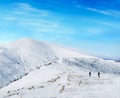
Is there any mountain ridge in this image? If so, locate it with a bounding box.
[0,38,120,89]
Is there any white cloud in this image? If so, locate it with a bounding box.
[86,7,111,15]
[94,20,120,30]
[76,5,120,17]
[19,18,61,33]
[12,5,75,36]
[15,3,49,16]
[87,8,120,17]
[12,3,65,33]
[0,2,75,43]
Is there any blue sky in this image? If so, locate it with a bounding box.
[0,0,120,59]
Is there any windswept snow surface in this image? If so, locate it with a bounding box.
[0,38,120,98]
[0,38,57,88]
[0,63,120,98]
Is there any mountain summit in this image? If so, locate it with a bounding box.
[0,38,56,88]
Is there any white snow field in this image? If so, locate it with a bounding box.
[0,38,120,98]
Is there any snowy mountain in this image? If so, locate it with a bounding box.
[0,38,57,88]
[50,43,120,75]
[0,38,120,98]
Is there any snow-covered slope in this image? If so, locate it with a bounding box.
[49,43,120,74]
[48,43,94,59]
[0,38,120,90]
[0,63,120,98]
[0,38,57,88]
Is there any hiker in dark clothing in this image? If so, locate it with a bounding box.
[98,72,100,78]
[89,72,91,77]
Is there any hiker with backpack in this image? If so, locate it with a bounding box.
[89,72,91,77]
[98,72,100,78]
